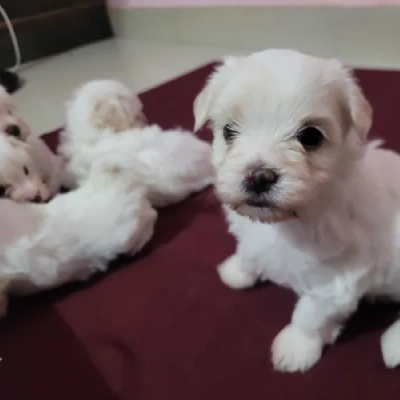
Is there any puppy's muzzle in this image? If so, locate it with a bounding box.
[244,167,278,195]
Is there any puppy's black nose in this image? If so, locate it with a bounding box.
[32,195,41,203]
[5,124,21,138]
[245,168,278,195]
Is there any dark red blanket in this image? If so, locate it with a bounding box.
[1,64,400,400]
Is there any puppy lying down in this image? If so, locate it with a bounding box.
[0,135,52,202]
[66,125,213,208]
[59,80,213,207]
[0,152,157,317]
[0,84,63,201]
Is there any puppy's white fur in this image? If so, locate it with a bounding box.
[60,80,213,207]
[194,49,400,372]
[0,157,157,317]
[25,135,63,198]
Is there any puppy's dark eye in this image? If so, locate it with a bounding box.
[5,125,21,138]
[223,124,239,143]
[297,127,323,151]
[23,166,29,175]
[0,186,5,197]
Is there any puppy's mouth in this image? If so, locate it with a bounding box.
[222,196,297,223]
[227,196,278,212]
[244,199,272,209]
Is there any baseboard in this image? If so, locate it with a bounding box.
[0,3,112,68]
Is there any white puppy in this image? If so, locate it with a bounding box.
[194,49,400,372]
[77,125,214,207]
[60,80,213,207]
[0,135,51,202]
[0,154,157,317]
[59,80,147,189]
[0,85,63,199]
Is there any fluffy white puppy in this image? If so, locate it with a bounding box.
[75,125,213,207]
[60,80,213,207]
[194,49,400,372]
[0,155,157,317]
[0,85,30,140]
[66,79,146,138]
[59,80,147,189]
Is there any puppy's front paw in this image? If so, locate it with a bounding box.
[272,324,323,373]
[217,255,256,290]
[381,320,400,368]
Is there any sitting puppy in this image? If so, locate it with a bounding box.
[0,85,63,199]
[0,153,157,317]
[0,135,50,202]
[194,49,400,372]
[60,80,213,207]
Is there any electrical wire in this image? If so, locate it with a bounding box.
[0,5,21,72]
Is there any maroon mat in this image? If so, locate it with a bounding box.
[1,63,400,400]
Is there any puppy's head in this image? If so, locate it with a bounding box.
[67,80,146,140]
[0,86,30,141]
[0,136,49,203]
[194,49,372,223]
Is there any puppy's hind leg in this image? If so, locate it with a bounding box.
[381,318,400,368]
[218,254,258,290]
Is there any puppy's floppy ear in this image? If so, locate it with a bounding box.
[331,60,372,143]
[193,79,216,132]
[348,80,372,143]
[193,56,240,131]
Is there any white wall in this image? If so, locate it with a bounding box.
[108,6,400,69]
[108,0,400,7]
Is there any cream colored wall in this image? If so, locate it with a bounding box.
[108,6,400,69]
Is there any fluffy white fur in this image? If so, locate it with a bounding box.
[25,135,63,197]
[60,80,213,207]
[60,80,146,188]
[0,155,157,317]
[194,49,400,372]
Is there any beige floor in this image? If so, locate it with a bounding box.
[13,36,400,134]
[14,39,240,134]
